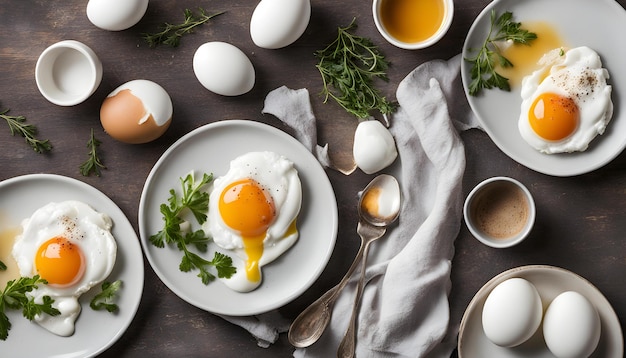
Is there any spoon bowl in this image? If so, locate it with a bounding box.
[358,174,401,226]
[288,174,401,350]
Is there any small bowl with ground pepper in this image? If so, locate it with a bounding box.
[463,176,536,248]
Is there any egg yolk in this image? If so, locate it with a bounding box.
[218,179,276,282]
[361,187,382,218]
[35,236,85,287]
[529,92,579,141]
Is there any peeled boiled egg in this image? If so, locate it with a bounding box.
[86,0,149,31]
[250,0,311,49]
[193,42,255,96]
[203,151,302,292]
[353,120,398,174]
[100,79,172,144]
[481,278,543,347]
[543,291,601,358]
[11,201,117,336]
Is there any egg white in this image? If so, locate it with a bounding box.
[204,151,302,292]
[518,46,613,154]
[11,201,117,336]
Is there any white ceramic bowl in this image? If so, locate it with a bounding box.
[372,0,454,50]
[35,40,103,106]
[463,176,536,248]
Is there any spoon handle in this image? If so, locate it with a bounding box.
[337,241,371,358]
[288,238,367,348]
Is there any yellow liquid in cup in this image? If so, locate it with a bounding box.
[380,0,445,43]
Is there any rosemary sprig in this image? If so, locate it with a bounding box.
[143,8,225,48]
[0,109,51,153]
[465,10,537,96]
[80,128,106,177]
[315,18,396,119]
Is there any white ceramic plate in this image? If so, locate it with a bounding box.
[0,174,144,358]
[461,0,626,176]
[458,265,623,357]
[138,120,338,316]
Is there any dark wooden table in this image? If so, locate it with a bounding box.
[1,0,624,357]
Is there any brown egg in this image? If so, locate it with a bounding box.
[100,79,172,144]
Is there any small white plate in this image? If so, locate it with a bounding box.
[138,120,338,316]
[0,174,144,358]
[461,0,626,176]
[458,265,623,357]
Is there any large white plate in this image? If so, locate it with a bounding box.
[458,265,623,357]
[461,0,626,176]
[0,174,144,358]
[138,120,338,316]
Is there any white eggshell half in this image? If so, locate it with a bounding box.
[250,0,311,49]
[353,120,398,174]
[193,42,256,96]
[481,278,543,347]
[86,0,149,31]
[543,291,601,358]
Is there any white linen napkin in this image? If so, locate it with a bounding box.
[222,54,478,355]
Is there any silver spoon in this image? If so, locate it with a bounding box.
[288,174,401,350]
[337,174,401,358]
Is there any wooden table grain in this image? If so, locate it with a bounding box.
[1,1,625,357]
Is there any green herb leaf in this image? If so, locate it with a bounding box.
[0,109,52,153]
[464,10,537,96]
[90,280,122,313]
[149,172,236,285]
[211,252,236,279]
[0,275,60,340]
[143,8,225,48]
[180,173,212,225]
[315,18,397,119]
[80,128,106,177]
[0,261,6,271]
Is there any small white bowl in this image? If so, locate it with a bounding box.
[35,40,103,106]
[463,177,536,248]
[372,0,454,50]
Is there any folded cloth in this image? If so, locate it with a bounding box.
[219,311,292,348]
[224,54,478,354]
[262,86,332,168]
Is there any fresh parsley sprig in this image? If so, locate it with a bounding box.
[150,173,236,285]
[90,280,122,313]
[143,8,225,48]
[465,10,537,96]
[315,18,397,119]
[80,128,106,177]
[0,261,6,271]
[0,275,60,340]
[1,109,52,153]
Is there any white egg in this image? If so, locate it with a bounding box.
[543,291,601,358]
[353,120,398,174]
[203,151,302,292]
[86,0,149,31]
[250,0,311,49]
[518,46,613,154]
[481,278,543,347]
[11,201,117,336]
[193,42,255,96]
[100,79,173,144]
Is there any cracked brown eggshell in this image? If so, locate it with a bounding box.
[100,79,173,144]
